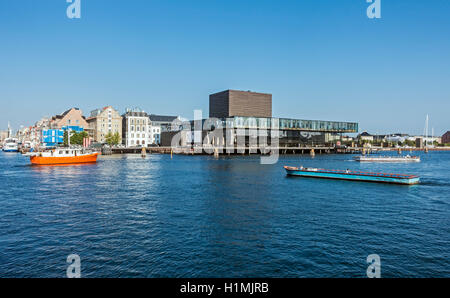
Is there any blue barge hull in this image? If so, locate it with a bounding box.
[284,166,420,185]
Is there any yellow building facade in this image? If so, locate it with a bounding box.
[87,106,122,144]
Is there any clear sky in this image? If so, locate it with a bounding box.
[0,0,449,135]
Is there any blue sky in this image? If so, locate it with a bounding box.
[0,0,449,135]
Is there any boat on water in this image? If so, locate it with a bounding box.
[2,138,19,152]
[26,148,99,165]
[354,155,420,162]
[284,166,420,185]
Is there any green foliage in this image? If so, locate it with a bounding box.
[63,130,89,146]
[105,132,121,145]
[404,139,416,147]
[63,130,68,146]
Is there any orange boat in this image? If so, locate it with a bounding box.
[29,148,99,165]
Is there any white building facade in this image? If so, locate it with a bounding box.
[122,108,162,147]
[149,126,161,145]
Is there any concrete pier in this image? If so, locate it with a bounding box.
[111,146,354,155]
[108,146,450,156]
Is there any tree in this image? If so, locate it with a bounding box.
[72,131,88,145]
[63,130,69,146]
[105,132,121,146]
[63,130,88,146]
[405,139,415,147]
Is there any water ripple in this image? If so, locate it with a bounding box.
[0,152,449,277]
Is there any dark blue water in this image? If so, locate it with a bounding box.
[0,151,449,277]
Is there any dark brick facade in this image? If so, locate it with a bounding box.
[442,131,450,144]
[209,90,272,118]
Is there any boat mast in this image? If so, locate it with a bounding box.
[432,127,435,146]
[424,114,429,147]
[67,128,71,148]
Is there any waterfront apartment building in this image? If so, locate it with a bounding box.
[15,117,52,147]
[357,132,374,143]
[0,130,8,143]
[122,108,155,147]
[87,106,122,144]
[50,108,89,130]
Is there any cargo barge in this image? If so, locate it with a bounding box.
[284,166,420,185]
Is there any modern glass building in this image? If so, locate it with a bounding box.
[186,116,358,147]
[215,116,358,133]
[166,90,359,148]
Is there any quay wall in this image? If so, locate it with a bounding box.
[110,146,450,155]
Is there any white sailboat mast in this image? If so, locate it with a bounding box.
[67,128,71,147]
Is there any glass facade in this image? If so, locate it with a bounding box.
[42,129,64,146]
[195,117,358,133]
[42,126,85,147]
[61,126,84,133]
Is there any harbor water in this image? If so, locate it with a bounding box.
[0,151,449,277]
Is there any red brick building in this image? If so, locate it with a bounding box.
[442,131,450,144]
